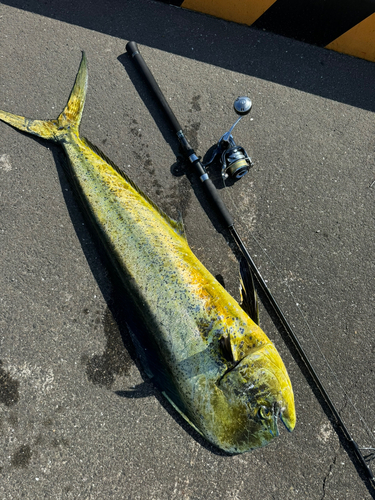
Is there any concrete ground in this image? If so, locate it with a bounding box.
[0,1,374,499]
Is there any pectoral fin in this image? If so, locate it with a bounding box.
[220,334,235,363]
[239,258,259,325]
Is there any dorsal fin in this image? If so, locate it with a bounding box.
[82,137,187,239]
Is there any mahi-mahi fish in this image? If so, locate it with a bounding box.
[0,53,295,453]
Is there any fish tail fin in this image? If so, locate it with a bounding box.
[0,52,88,142]
[56,51,88,134]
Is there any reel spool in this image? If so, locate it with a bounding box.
[221,145,252,180]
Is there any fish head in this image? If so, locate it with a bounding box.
[218,342,296,451]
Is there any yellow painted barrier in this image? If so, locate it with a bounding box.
[326,13,375,63]
[173,0,375,62]
[181,0,277,26]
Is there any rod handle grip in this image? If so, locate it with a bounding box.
[126,41,181,134]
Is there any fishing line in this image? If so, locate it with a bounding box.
[223,172,375,459]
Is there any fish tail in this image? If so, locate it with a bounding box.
[0,52,88,142]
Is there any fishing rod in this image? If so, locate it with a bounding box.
[125,41,374,484]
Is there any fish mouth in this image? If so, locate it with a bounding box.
[269,405,294,436]
[279,407,295,432]
[270,405,282,437]
[269,415,279,438]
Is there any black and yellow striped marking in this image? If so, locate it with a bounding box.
[180,0,278,26]
[157,0,375,62]
[325,13,375,62]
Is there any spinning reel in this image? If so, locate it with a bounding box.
[203,96,253,181]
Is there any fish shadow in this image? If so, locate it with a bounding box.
[114,383,231,457]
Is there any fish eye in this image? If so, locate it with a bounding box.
[258,406,272,419]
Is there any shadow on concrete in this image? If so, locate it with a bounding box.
[2,0,375,112]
